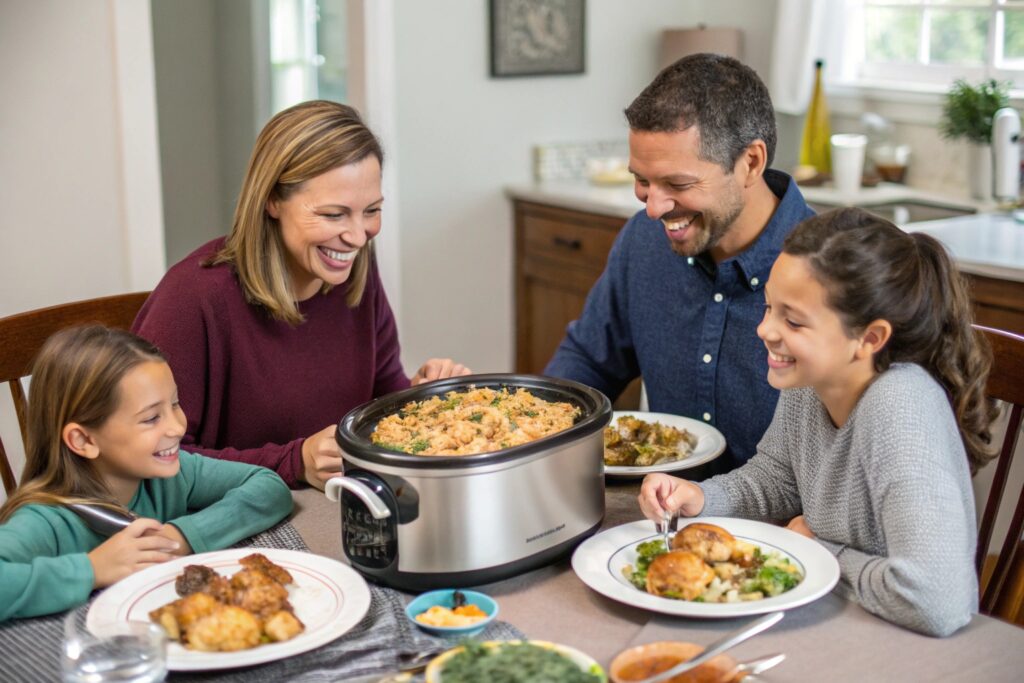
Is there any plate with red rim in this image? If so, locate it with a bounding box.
[604,411,727,479]
[571,517,840,618]
[86,548,371,671]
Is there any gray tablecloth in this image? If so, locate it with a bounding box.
[0,521,524,683]
[626,592,1024,682]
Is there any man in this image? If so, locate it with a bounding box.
[545,53,815,475]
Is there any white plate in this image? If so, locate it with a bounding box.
[604,411,726,478]
[571,518,840,618]
[87,548,371,671]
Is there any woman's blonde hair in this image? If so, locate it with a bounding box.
[0,326,165,523]
[209,100,384,325]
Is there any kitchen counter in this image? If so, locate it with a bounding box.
[504,179,1023,282]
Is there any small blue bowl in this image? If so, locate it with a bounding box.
[405,589,498,637]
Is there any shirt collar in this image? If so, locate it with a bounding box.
[730,169,810,291]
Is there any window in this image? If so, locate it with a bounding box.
[848,0,1024,88]
[269,0,348,114]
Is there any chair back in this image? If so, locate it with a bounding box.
[974,324,1024,622]
[0,292,150,494]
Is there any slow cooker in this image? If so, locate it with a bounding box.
[325,374,611,591]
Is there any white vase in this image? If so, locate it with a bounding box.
[968,142,993,200]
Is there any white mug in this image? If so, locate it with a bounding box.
[831,134,868,197]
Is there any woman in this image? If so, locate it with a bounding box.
[133,100,470,490]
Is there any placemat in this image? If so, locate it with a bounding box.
[0,520,525,682]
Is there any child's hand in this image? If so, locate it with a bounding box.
[143,523,192,558]
[88,518,181,588]
[301,424,344,490]
[638,473,705,522]
[786,515,816,539]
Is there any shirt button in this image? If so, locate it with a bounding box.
[703,412,712,421]
[750,277,760,287]
[713,293,724,303]
[702,353,712,363]
[687,257,694,266]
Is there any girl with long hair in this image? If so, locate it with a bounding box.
[0,326,292,621]
[639,208,998,637]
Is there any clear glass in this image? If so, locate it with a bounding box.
[62,612,167,683]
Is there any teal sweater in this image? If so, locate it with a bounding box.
[0,451,293,621]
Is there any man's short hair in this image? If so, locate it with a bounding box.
[625,53,777,171]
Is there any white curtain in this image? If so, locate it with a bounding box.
[769,0,858,115]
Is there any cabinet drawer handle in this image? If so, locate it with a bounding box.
[552,236,583,250]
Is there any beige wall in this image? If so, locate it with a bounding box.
[0,0,163,497]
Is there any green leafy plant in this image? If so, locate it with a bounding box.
[939,78,1011,144]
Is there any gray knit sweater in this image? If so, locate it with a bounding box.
[699,363,977,637]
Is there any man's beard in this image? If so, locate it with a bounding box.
[668,192,744,258]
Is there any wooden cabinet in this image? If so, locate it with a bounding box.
[968,274,1024,336]
[513,200,641,409]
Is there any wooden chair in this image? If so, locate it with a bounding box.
[0,292,150,494]
[974,324,1024,624]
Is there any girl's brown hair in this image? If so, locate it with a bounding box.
[0,326,165,523]
[784,208,998,473]
[209,100,384,325]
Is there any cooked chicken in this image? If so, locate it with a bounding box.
[230,568,290,619]
[240,553,294,585]
[672,523,736,563]
[264,610,305,642]
[175,564,232,602]
[646,550,715,600]
[149,553,304,652]
[186,605,262,652]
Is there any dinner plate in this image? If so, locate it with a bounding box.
[571,517,840,618]
[86,548,371,671]
[604,411,726,478]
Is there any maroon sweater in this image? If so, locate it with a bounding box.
[132,238,410,486]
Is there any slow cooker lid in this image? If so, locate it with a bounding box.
[336,373,611,470]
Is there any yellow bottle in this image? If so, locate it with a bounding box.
[799,60,832,175]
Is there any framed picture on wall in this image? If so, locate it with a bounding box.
[490,0,586,77]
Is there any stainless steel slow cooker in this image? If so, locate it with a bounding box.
[325,374,611,591]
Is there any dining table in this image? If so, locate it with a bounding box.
[292,479,1024,681]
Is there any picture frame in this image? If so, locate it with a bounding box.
[490,0,586,78]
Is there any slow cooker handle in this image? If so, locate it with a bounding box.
[325,476,392,519]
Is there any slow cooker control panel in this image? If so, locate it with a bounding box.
[341,474,398,569]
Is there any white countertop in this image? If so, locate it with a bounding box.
[505,180,1024,282]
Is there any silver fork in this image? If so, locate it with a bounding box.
[655,506,678,550]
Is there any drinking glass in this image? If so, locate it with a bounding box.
[61,611,167,683]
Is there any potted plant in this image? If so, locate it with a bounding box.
[940,78,1011,199]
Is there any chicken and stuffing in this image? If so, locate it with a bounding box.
[149,553,305,651]
[623,523,803,603]
[604,415,698,467]
[372,386,580,456]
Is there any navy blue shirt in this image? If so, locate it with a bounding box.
[545,170,815,474]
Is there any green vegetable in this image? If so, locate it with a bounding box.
[438,641,602,683]
[440,397,462,411]
[409,439,430,453]
[624,539,668,589]
[469,412,484,423]
[523,410,539,418]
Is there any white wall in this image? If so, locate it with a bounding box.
[392,0,695,374]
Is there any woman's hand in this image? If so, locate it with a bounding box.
[411,358,472,385]
[638,473,705,522]
[301,424,344,490]
[88,518,182,588]
[786,515,815,539]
